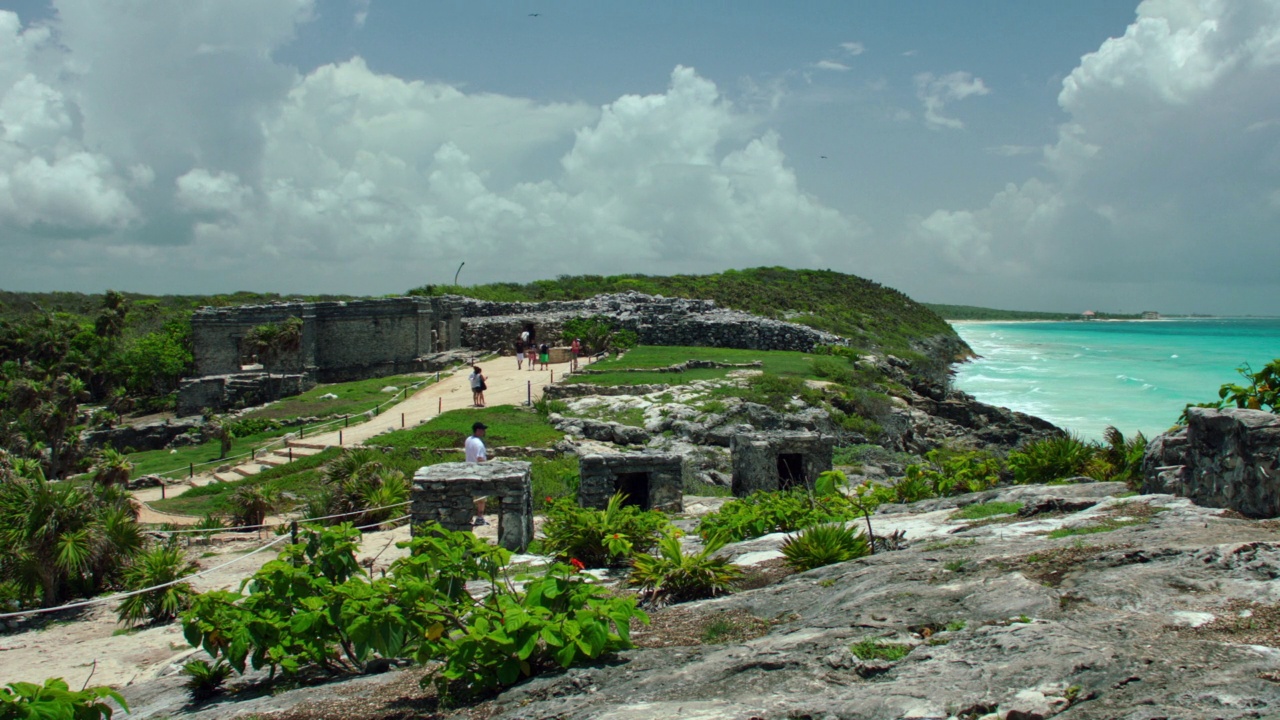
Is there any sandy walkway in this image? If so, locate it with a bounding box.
[131,354,595,522]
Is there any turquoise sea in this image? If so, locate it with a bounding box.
[951,318,1280,441]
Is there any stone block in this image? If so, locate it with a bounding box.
[730,431,835,497]
[411,461,534,551]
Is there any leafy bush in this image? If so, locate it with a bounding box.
[1094,426,1147,491]
[1216,358,1280,413]
[181,523,649,700]
[530,456,579,510]
[181,659,234,702]
[1008,435,1097,484]
[0,677,127,719]
[629,533,742,606]
[224,416,284,437]
[696,487,862,543]
[897,449,1003,501]
[117,543,199,626]
[316,448,409,527]
[560,315,638,354]
[541,494,671,568]
[780,523,870,572]
[229,484,280,527]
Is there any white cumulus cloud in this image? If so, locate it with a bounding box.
[914,71,991,130]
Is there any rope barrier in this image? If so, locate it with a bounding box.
[145,501,413,535]
[0,515,416,620]
[147,375,441,481]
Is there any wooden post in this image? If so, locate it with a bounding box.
[289,447,293,462]
[161,484,166,499]
[438,397,442,414]
[401,413,405,428]
[189,463,193,479]
[345,415,349,428]
[527,380,532,406]
[339,430,343,446]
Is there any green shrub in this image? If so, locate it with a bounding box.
[0,677,127,719]
[1215,358,1280,413]
[541,494,671,568]
[181,659,233,702]
[117,543,199,626]
[181,522,649,701]
[780,523,870,572]
[530,457,579,509]
[696,487,862,543]
[1095,426,1148,490]
[630,533,742,606]
[1008,435,1097,484]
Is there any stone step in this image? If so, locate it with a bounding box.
[232,464,266,478]
[211,472,240,483]
[287,439,329,451]
[256,456,285,467]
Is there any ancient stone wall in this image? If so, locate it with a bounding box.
[459,292,841,354]
[578,452,683,512]
[731,431,835,496]
[1142,407,1280,518]
[411,461,534,551]
[176,373,313,416]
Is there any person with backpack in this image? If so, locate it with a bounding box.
[538,342,550,370]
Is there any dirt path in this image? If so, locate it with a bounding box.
[132,354,594,522]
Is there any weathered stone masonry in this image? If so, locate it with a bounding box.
[179,297,462,414]
[180,292,842,414]
[731,431,835,496]
[578,452,684,513]
[411,461,534,552]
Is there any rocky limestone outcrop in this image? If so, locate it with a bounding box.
[1143,406,1280,518]
[119,484,1280,719]
[82,416,204,452]
[460,292,844,354]
[886,389,1063,454]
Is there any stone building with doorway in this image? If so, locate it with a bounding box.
[730,431,835,496]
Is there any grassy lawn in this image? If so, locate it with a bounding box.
[127,427,294,478]
[242,373,438,421]
[371,405,564,451]
[569,346,822,387]
[149,447,342,516]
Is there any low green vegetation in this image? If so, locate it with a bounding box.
[849,639,912,661]
[952,501,1024,521]
[408,267,956,356]
[181,524,648,701]
[925,304,1140,321]
[567,345,820,387]
[373,405,563,452]
[0,677,127,719]
[696,487,863,543]
[116,543,199,627]
[629,533,742,605]
[242,374,434,422]
[780,523,870,572]
[540,494,671,568]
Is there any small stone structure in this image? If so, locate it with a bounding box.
[1143,407,1280,518]
[177,372,314,417]
[411,461,534,551]
[578,452,684,512]
[730,431,835,496]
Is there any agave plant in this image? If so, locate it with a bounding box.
[780,523,870,572]
[116,543,199,626]
[181,658,234,702]
[317,449,408,527]
[630,533,742,606]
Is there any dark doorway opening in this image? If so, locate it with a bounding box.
[615,472,651,510]
[777,453,804,491]
[524,323,536,343]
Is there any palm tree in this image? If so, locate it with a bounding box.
[319,449,408,527]
[92,448,133,488]
[0,478,142,607]
[204,414,233,459]
[230,485,280,528]
[116,543,198,626]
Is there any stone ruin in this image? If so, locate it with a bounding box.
[1143,406,1280,518]
[730,431,835,496]
[411,461,534,551]
[578,451,684,513]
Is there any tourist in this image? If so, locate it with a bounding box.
[570,337,581,370]
[515,338,525,370]
[526,342,537,370]
[538,342,550,370]
[465,421,488,525]
[470,365,487,407]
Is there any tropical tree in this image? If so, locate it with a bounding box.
[204,414,233,459]
[0,478,143,607]
[117,543,199,626]
[92,448,133,488]
[230,485,280,528]
[317,449,409,527]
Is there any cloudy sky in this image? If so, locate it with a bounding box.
[1,0,1277,314]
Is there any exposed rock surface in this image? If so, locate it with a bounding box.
[120,483,1280,719]
[1143,406,1280,518]
[82,415,203,452]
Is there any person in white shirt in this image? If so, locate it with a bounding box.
[465,421,488,525]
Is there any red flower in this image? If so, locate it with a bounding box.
[569,558,585,571]
[545,496,554,504]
